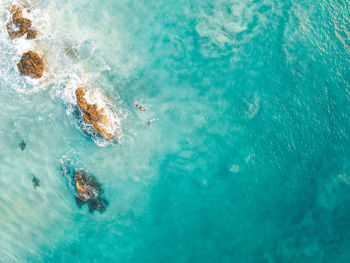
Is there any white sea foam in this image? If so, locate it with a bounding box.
[0,0,51,93]
[78,86,123,144]
[61,78,124,146]
[195,0,253,57]
[194,0,282,58]
[230,164,240,173]
[244,92,260,119]
[0,0,124,145]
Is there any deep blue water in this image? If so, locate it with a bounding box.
[0,0,349,262]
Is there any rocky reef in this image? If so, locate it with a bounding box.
[75,88,115,141]
[7,5,38,40]
[73,172,108,213]
[6,5,43,78]
[17,51,44,79]
[61,160,108,213]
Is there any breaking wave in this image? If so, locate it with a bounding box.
[0,0,124,145]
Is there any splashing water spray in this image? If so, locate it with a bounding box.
[147,117,159,125]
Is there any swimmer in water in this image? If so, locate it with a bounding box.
[148,117,159,125]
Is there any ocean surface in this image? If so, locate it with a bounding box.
[0,0,349,262]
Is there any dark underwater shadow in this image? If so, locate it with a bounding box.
[60,158,109,214]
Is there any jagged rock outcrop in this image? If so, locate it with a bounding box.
[75,88,114,140]
[6,5,38,40]
[26,29,37,39]
[73,172,108,213]
[61,160,109,213]
[17,51,44,79]
[73,172,99,201]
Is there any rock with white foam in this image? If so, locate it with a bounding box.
[6,5,38,40]
[17,51,44,79]
[73,171,108,213]
[75,87,116,141]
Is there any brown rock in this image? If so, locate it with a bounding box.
[83,113,92,124]
[11,5,22,19]
[26,29,37,39]
[72,171,107,213]
[73,172,92,200]
[6,5,37,40]
[7,17,31,39]
[75,88,115,140]
[17,51,44,79]
[76,179,87,195]
[76,181,85,194]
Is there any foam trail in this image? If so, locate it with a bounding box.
[0,0,124,145]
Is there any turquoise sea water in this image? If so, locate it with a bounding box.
[0,0,349,262]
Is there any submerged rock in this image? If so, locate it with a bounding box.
[19,140,26,151]
[73,172,100,201]
[60,160,108,213]
[6,5,37,40]
[17,51,44,79]
[75,88,115,140]
[74,172,108,213]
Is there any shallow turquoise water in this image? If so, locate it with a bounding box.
[0,0,350,262]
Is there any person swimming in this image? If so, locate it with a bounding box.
[147,117,159,125]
